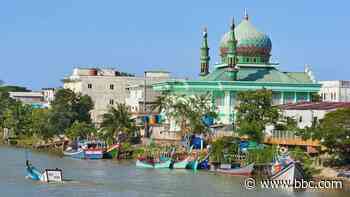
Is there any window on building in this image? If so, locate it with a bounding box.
[109,99,114,105]
[253,58,257,63]
[334,92,337,100]
[88,84,92,89]
[299,116,303,123]
[110,84,114,90]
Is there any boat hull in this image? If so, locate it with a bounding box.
[154,160,172,169]
[26,166,41,181]
[85,150,103,159]
[187,160,198,170]
[271,162,304,182]
[216,163,255,176]
[26,164,63,182]
[103,145,120,159]
[136,159,172,169]
[172,160,189,169]
[64,149,103,159]
[136,160,154,168]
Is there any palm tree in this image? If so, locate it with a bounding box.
[151,91,170,113]
[100,103,135,144]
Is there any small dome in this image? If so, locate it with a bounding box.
[220,18,272,59]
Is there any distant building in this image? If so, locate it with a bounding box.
[63,68,170,123]
[125,84,161,114]
[42,88,57,104]
[9,91,48,108]
[281,102,350,129]
[319,80,350,102]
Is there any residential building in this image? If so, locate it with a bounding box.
[42,88,57,104]
[281,102,350,129]
[9,91,48,108]
[125,84,161,114]
[63,68,170,123]
[319,80,350,102]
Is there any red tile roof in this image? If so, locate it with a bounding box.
[280,102,350,110]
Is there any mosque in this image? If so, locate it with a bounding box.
[153,11,321,125]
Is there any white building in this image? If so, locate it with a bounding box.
[9,91,48,108]
[42,88,57,104]
[319,80,350,102]
[125,84,161,114]
[63,68,170,123]
[281,102,350,129]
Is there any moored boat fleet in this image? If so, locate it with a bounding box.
[26,139,306,189]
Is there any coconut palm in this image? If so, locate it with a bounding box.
[100,103,135,144]
[151,91,170,113]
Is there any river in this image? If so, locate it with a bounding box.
[0,145,348,197]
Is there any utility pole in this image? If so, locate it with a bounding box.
[143,71,147,113]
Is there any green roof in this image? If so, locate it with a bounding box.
[284,72,313,83]
[202,65,313,84]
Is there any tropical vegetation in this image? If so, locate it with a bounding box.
[235,89,280,143]
[152,93,217,135]
[100,103,137,145]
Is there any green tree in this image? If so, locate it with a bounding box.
[151,91,170,113]
[186,94,217,134]
[301,108,350,163]
[3,102,32,136]
[311,93,322,102]
[0,86,29,128]
[65,121,96,140]
[49,89,94,135]
[235,89,279,143]
[161,93,217,136]
[30,109,52,139]
[100,103,135,144]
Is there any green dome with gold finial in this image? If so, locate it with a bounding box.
[220,11,272,64]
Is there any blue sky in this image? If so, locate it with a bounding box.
[0,0,349,90]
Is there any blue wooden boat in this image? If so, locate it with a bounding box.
[63,140,105,159]
[197,152,210,169]
[63,148,85,159]
[26,160,63,182]
[26,160,42,181]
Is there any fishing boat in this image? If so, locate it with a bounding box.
[136,158,172,169]
[63,147,85,159]
[84,148,104,159]
[136,148,174,169]
[63,140,104,159]
[26,160,63,183]
[172,156,192,169]
[216,163,255,176]
[103,144,120,159]
[270,162,305,182]
[187,159,199,170]
[196,152,210,169]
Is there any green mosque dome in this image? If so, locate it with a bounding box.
[220,14,272,64]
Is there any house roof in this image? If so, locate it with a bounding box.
[280,102,350,110]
